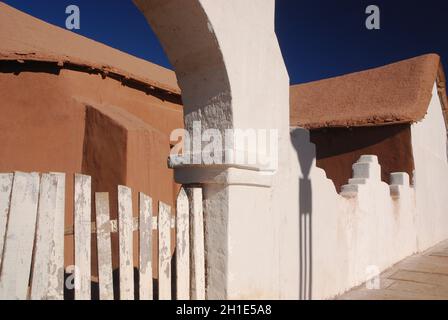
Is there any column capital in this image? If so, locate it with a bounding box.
[172,165,273,188]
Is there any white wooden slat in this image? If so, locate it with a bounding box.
[0,173,13,269]
[158,202,172,300]
[176,188,190,300]
[95,192,114,300]
[47,173,65,300]
[74,174,92,300]
[139,192,153,300]
[30,174,58,300]
[118,186,134,300]
[188,188,205,300]
[0,172,40,300]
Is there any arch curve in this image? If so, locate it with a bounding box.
[134,0,233,133]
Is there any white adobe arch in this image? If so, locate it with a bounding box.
[134,0,298,299]
[135,0,233,134]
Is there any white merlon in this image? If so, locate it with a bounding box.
[359,155,378,163]
[352,155,381,180]
[390,172,410,186]
[389,173,410,198]
[341,155,382,198]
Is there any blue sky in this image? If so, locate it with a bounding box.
[3,0,448,84]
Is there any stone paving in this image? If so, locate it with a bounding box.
[338,239,448,300]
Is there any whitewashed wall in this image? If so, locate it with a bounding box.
[286,82,448,300]
[134,0,448,300]
[411,84,448,251]
[136,0,292,300]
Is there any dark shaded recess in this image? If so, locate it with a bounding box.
[310,124,415,192]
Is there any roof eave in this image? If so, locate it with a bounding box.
[0,52,181,97]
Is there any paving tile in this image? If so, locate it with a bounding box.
[338,288,446,300]
[387,280,448,298]
[389,269,448,287]
[338,239,448,300]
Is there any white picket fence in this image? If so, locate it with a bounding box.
[0,172,205,300]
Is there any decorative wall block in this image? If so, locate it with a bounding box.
[389,172,410,198]
[352,155,381,180]
[390,172,410,186]
[341,155,381,198]
[340,184,361,198]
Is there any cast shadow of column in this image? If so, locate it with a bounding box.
[291,128,316,300]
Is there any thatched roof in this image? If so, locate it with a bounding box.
[0,2,180,95]
[290,54,448,130]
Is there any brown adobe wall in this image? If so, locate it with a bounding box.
[310,124,415,192]
[0,61,184,277]
[82,104,175,275]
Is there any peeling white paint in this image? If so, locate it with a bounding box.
[176,188,190,300]
[74,174,91,300]
[158,201,171,300]
[139,192,153,300]
[118,185,134,300]
[95,192,114,300]
[0,172,40,300]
